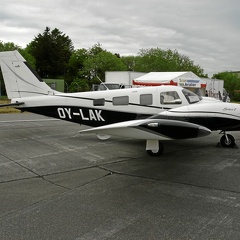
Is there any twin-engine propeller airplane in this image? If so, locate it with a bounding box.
[0,51,239,156]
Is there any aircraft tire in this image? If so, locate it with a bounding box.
[147,141,164,156]
[220,134,235,148]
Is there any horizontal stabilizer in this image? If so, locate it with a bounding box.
[0,102,24,108]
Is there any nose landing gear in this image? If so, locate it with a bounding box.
[219,132,236,148]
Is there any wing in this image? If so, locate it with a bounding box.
[79,118,211,140]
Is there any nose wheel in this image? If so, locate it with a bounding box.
[220,132,236,148]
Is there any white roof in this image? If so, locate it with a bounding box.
[134,72,188,81]
[134,71,202,84]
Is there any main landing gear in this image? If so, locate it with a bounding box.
[146,140,164,156]
[219,131,237,148]
[146,132,237,156]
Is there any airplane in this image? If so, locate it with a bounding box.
[0,50,239,156]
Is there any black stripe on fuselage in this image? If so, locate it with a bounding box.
[18,106,152,127]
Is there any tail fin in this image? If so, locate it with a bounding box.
[0,50,55,99]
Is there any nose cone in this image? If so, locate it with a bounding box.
[198,126,211,137]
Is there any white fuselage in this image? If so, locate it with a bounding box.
[13,86,203,127]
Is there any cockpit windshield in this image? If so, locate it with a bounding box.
[182,89,202,104]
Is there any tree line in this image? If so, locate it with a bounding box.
[0,27,239,100]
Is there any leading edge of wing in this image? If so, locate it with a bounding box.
[79,119,211,140]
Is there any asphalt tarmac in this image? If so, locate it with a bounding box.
[1,113,240,240]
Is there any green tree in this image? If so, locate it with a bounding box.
[121,56,138,71]
[213,72,240,101]
[28,27,74,78]
[0,41,20,51]
[88,43,105,56]
[69,78,90,92]
[134,48,206,77]
[66,48,88,83]
[83,44,127,83]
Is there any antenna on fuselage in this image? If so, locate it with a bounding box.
[97,76,109,90]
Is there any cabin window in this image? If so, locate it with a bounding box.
[140,94,153,105]
[112,96,129,105]
[160,91,182,104]
[93,98,105,106]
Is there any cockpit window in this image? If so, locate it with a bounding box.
[160,91,182,104]
[182,89,202,104]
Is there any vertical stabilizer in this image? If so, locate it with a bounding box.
[0,51,55,99]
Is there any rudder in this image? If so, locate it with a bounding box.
[0,51,54,99]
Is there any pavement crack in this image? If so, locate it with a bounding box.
[77,171,113,189]
[0,152,40,178]
[98,165,240,196]
[41,176,71,190]
[0,168,113,221]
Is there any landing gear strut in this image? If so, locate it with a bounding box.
[146,140,164,156]
[219,132,236,148]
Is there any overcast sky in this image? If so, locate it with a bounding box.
[0,0,239,76]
